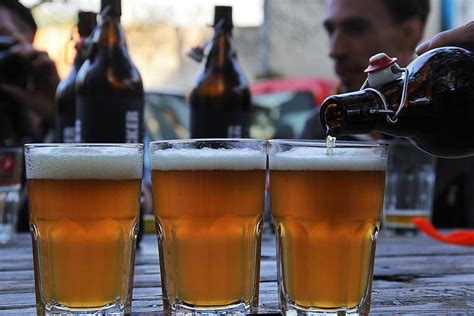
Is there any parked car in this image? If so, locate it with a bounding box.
[250,77,335,139]
[144,89,189,141]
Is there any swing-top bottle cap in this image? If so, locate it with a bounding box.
[365,53,403,87]
[101,0,121,17]
[364,53,398,73]
[214,6,233,30]
[78,11,97,37]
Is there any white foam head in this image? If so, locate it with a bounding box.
[270,146,387,171]
[25,146,143,179]
[150,147,266,171]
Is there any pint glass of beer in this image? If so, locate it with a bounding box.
[149,139,266,314]
[268,140,388,315]
[25,144,143,315]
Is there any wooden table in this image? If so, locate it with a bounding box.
[1,231,473,314]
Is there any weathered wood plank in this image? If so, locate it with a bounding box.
[3,232,473,264]
[1,233,474,313]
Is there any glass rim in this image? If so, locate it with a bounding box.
[149,138,266,146]
[24,143,144,150]
[268,139,389,149]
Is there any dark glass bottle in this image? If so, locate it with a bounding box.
[320,47,474,158]
[189,6,251,138]
[55,11,97,143]
[75,0,144,143]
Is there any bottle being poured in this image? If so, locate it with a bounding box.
[320,47,474,158]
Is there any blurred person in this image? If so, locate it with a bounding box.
[301,0,430,139]
[0,0,59,147]
[0,0,60,232]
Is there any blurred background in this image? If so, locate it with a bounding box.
[20,0,472,141]
[2,0,471,232]
[24,0,474,89]
[18,0,474,142]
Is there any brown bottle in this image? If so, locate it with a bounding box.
[75,0,143,143]
[189,6,251,138]
[55,11,97,143]
[320,47,474,158]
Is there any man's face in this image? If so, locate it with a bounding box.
[324,0,405,92]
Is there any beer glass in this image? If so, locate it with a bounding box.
[383,140,436,233]
[268,140,388,315]
[149,139,266,314]
[25,144,143,315]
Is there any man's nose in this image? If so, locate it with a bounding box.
[328,30,347,60]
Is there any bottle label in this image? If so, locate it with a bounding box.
[125,111,140,143]
[76,94,144,143]
[191,109,250,138]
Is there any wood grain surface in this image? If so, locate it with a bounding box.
[1,231,473,314]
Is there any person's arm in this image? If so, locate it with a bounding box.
[416,21,474,55]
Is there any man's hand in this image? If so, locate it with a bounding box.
[416,21,474,55]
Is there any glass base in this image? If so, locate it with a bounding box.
[43,301,126,316]
[279,291,371,316]
[166,301,254,315]
[282,303,368,316]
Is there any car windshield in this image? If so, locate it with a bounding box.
[251,90,315,139]
[145,92,189,141]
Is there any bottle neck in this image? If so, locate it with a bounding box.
[96,15,124,48]
[89,13,130,69]
[320,89,393,136]
[206,28,235,69]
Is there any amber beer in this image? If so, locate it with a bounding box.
[269,141,387,314]
[149,140,266,313]
[25,144,143,315]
